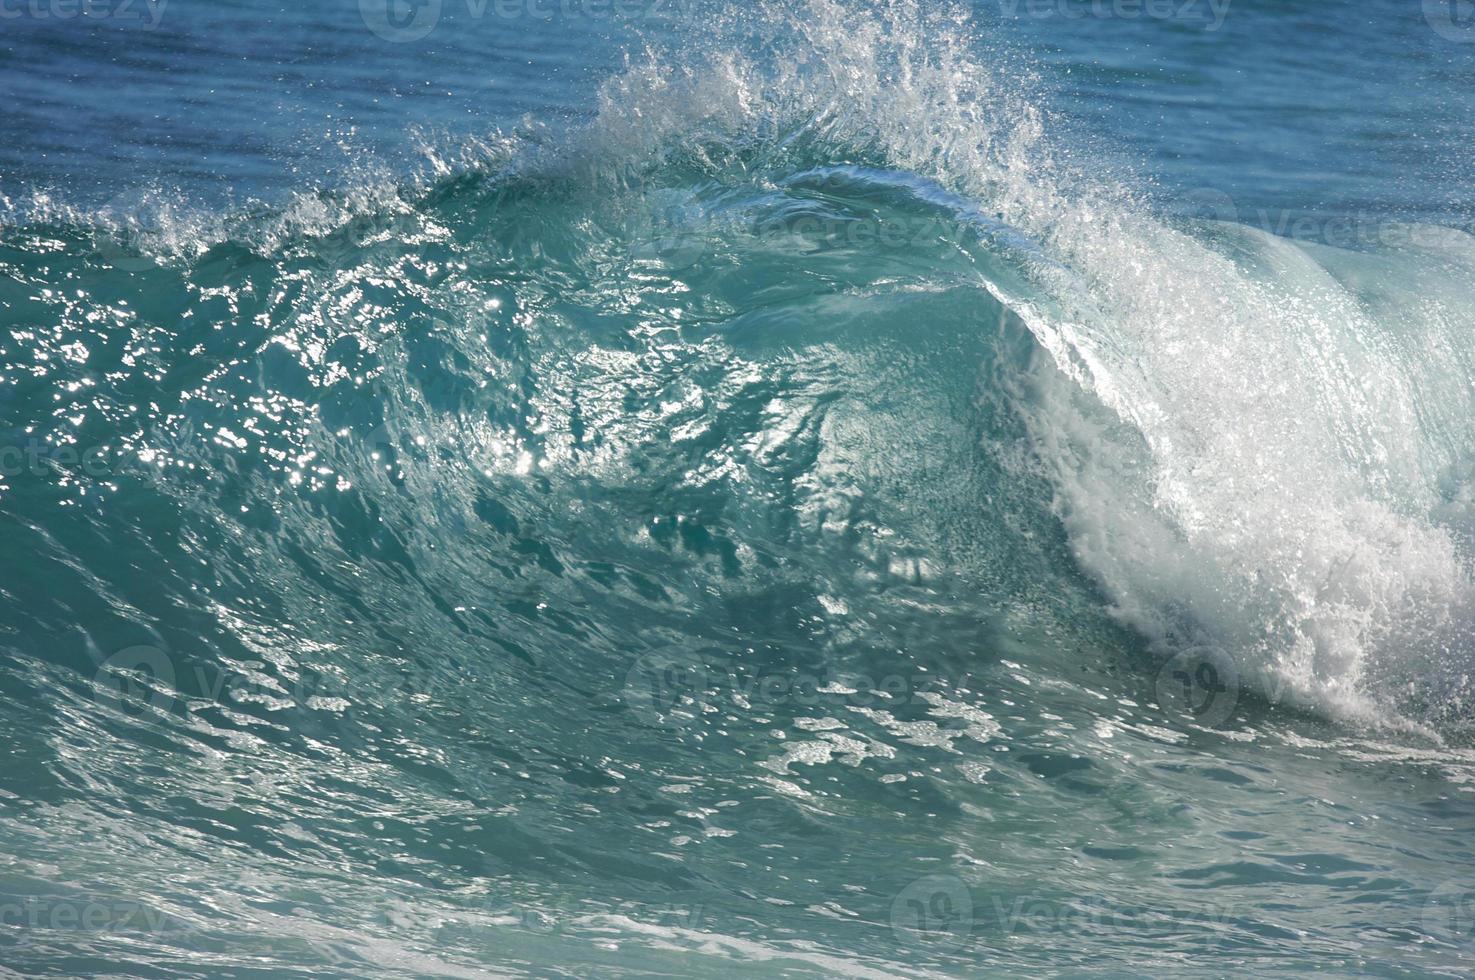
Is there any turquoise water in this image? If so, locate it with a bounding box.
[3,1,1475,975]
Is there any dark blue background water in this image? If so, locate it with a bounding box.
[4,2,1475,977]
[4,0,1472,223]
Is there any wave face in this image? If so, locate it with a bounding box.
[4,1,1475,976]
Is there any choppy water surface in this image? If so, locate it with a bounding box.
[3,1,1475,976]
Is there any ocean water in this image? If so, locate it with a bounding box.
[3,0,1475,975]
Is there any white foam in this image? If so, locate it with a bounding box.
[585,0,1475,726]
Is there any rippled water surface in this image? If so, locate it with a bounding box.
[3,1,1475,976]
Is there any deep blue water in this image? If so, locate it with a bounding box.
[3,1,1475,976]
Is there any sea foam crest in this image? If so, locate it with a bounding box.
[588,0,1475,726]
